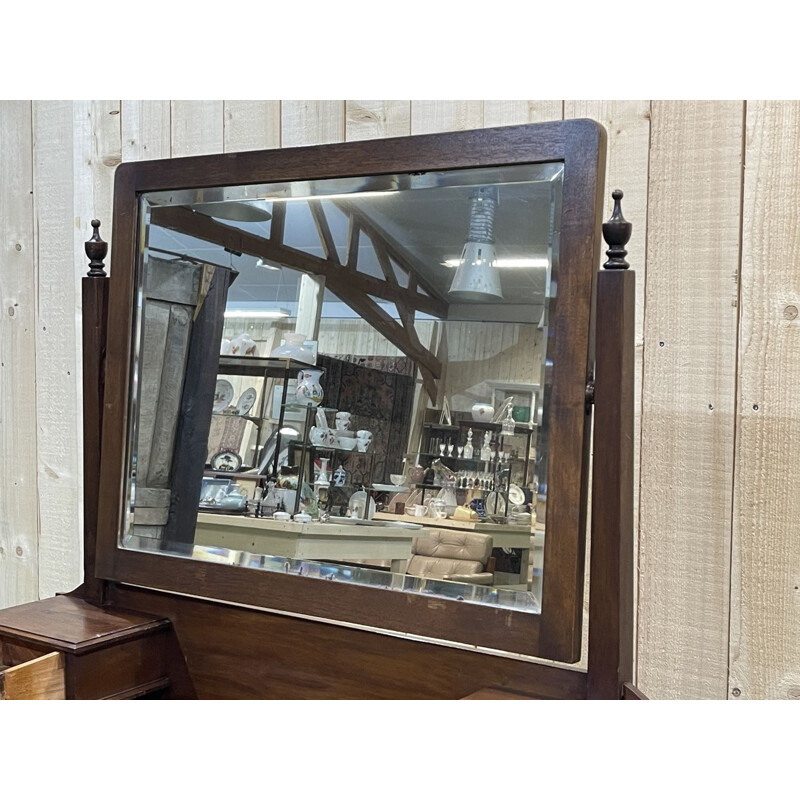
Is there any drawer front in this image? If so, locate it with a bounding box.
[0,652,66,700]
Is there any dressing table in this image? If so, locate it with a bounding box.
[0,121,644,700]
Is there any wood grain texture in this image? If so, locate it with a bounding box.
[109,584,585,700]
[0,101,39,609]
[0,651,65,700]
[32,101,83,599]
[636,101,743,699]
[281,101,344,146]
[122,100,171,161]
[729,101,800,700]
[411,101,484,134]
[72,102,121,568]
[101,123,602,664]
[564,101,651,676]
[483,100,563,126]
[170,101,224,156]
[0,595,168,651]
[8,98,800,698]
[345,100,411,140]
[223,101,281,152]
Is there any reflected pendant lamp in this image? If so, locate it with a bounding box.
[447,186,503,301]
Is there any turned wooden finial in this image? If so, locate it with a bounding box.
[602,189,632,269]
[85,219,108,277]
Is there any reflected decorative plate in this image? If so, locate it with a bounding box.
[210,450,243,472]
[371,483,405,493]
[213,379,235,412]
[508,484,525,506]
[485,492,502,515]
[236,387,258,416]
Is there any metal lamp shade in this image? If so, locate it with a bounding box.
[448,186,503,301]
[447,241,503,301]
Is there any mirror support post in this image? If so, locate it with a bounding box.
[72,220,110,604]
[587,191,635,699]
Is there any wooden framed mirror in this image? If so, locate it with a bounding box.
[94,120,607,665]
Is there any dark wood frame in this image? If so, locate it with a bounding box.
[94,121,607,664]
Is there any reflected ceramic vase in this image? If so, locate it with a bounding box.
[471,402,494,422]
[315,458,331,488]
[271,332,314,364]
[295,369,324,407]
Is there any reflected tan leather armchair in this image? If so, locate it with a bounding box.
[407,529,495,585]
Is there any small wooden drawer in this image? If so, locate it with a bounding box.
[0,651,66,700]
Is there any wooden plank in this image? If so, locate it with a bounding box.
[0,651,65,700]
[729,100,800,700]
[170,101,224,156]
[345,101,411,140]
[79,276,109,604]
[587,270,635,699]
[484,101,563,126]
[410,101,483,134]
[223,101,281,152]
[295,274,325,341]
[72,102,121,581]
[564,101,651,673]
[0,101,39,609]
[636,101,743,699]
[281,101,344,146]
[31,102,88,599]
[122,100,171,161]
[164,267,232,545]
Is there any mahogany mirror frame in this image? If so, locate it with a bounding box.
[94,120,607,664]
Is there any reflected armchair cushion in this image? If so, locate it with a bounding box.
[407,529,494,585]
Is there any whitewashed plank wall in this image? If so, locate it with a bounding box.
[0,99,796,700]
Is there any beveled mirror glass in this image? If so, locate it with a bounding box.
[122,162,562,613]
[97,122,605,661]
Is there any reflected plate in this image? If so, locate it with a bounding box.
[213,379,235,412]
[508,484,525,506]
[326,515,421,530]
[236,387,258,416]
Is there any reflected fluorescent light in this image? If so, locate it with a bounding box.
[224,309,290,319]
[279,426,300,436]
[191,200,272,223]
[264,190,398,203]
[443,257,549,269]
[255,258,281,271]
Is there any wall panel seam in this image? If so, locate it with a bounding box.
[725,99,749,699]
[633,98,654,687]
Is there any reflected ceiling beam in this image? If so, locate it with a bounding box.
[345,217,361,270]
[332,199,445,304]
[370,230,438,401]
[269,201,286,242]
[308,201,340,264]
[150,205,447,319]
[151,205,443,399]
[344,291,440,402]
